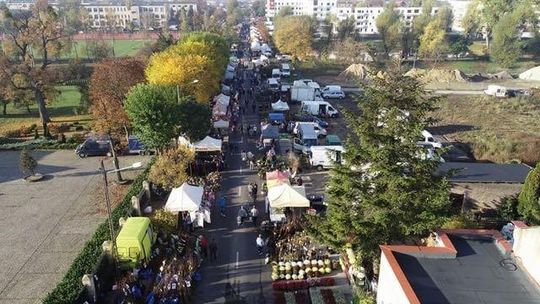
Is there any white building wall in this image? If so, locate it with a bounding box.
[266,0,473,34]
[377,252,411,304]
[513,225,540,287]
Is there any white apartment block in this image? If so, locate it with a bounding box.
[2,0,197,29]
[265,0,472,34]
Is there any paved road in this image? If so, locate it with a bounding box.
[342,87,484,95]
[193,69,272,303]
[0,150,147,304]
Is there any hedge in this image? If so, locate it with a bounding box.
[42,161,153,304]
[0,138,80,150]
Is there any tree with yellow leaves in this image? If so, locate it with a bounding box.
[274,16,314,61]
[145,32,228,103]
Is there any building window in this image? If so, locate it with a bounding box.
[414,9,419,13]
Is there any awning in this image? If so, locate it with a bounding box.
[194,136,222,152]
[268,112,286,122]
[267,184,309,208]
[213,119,229,129]
[213,93,230,107]
[266,170,290,188]
[164,183,203,212]
[261,124,279,139]
[271,100,290,111]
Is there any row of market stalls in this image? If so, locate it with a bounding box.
[264,170,309,222]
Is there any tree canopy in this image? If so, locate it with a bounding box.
[148,145,195,190]
[125,84,182,151]
[89,58,146,143]
[274,16,314,60]
[375,2,403,56]
[145,31,228,103]
[306,71,451,262]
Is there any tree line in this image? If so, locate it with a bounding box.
[270,0,540,67]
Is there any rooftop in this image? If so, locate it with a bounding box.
[382,230,540,304]
[437,162,531,183]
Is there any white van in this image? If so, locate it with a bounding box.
[272,68,281,79]
[309,145,345,170]
[300,100,339,118]
[293,122,327,138]
[417,130,442,149]
[321,85,345,99]
[281,63,291,77]
[267,78,280,91]
[293,127,318,154]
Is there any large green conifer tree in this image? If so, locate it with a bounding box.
[307,71,451,263]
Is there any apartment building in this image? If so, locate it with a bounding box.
[265,0,472,34]
[2,0,198,29]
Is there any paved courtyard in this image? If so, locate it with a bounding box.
[0,150,147,303]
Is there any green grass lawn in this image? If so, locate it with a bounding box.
[59,39,152,59]
[0,85,92,136]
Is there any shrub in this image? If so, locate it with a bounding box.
[498,195,519,221]
[151,210,177,235]
[148,146,195,190]
[19,149,37,175]
[42,161,153,304]
[518,163,540,224]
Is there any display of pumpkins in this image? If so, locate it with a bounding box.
[272,258,334,280]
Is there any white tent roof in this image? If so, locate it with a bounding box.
[194,136,222,152]
[267,184,309,208]
[226,64,235,72]
[213,93,230,107]
[213,119,229,129]
[519,66,540,81]
[271,100,290,111]
[165,183,203,212]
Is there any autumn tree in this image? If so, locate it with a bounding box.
[306,69,451,266]
[148,145,195,190]
[89,58,146,144]
[375,2,402,56]
[419,18,448,63]
[0,1,65,137]
[145,32,228,103]
[274,16,314,61]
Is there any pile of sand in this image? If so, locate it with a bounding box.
[519,66,540,81]
[338,63,370,80]
[404,68,468,83]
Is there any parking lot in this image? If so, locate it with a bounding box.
[0,150,147,303]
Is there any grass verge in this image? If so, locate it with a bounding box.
[432,95,540,164]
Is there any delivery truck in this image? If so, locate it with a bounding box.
[290,80,323,102]
[300,100,339,118]
[116,217,156,267]
[309,145,345,170]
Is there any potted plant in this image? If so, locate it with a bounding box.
[19,149,42,182]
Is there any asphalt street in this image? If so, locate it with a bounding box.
[193,69,273,303]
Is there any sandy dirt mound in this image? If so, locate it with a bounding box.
[519,66,540,81]
[404,68,469,83]
[338,63,370,80]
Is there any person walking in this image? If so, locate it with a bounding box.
[241,150,247,162]
[218,197,227,217]
[237,206,248,226]
[199,235,208,258]
[250,205,259,225]
[256,234,265,255]
[209,238,217,261]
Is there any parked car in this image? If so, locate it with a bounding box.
[76,138,111,158]
[293,122,327,138]
[321,85,345,99]
[276,53,292,61]
[281,63,291,77]
[293,113,329,128]
[127,135,154,155]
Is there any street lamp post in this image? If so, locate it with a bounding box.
[177,79,199,103]
[100,160,143,278]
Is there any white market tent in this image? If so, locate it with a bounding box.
[271,100,290,111]
[519,66,540,81]
[267,184,309,208]
[165,183,204,212]
[261,43,272,53]
[194,136,222,152]
[213,93,230,107]
[213,119,229,129]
